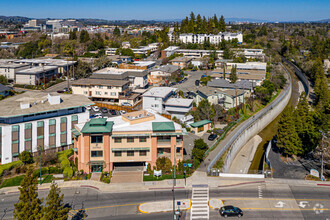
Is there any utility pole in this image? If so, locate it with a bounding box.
[67,59,70,89]
[242,84,245,116]
[39,146,42,185]
[42,64,45,90]
[235,86,238,118]
[172,146,177,220]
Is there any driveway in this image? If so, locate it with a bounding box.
[173,70,212,92]
[183,132,218,160]
[45,81,70,92]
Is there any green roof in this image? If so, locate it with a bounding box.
[72,128,81,138]
[190,120,212,128]
[81,118,114,133]
[152,122,175,132]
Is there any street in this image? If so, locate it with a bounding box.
[172,70,212,92]
[0,183,329,219]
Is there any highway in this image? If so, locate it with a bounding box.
[0,183,329,219]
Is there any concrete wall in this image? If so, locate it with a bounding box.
[207,63,292,174]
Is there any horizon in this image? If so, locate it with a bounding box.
[0,0,329,22]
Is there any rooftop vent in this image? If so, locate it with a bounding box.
[20,102,30,109]
[48,94,61,105]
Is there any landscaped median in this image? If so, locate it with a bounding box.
[138,199,191,214]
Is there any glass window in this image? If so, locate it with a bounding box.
[139,150,147,156]
[91,135,103,143]
[114,137,121,143]
[110,92,116,96]
[127,151,134,156]
[114,151,121,157]
[127,137,134,143]
[91,151,103,157]
[139,137,147,142]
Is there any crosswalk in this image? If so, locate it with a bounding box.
[190,185,209,220]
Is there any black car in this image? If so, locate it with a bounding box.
[100,107,108,113]
[208,133,217,141]
[195,80,200,86]
[109,109,117,115]
[220,206,243,218]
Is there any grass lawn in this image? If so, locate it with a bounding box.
[0,175,25,188]
[38,175,53,184]
[143,174,186,181]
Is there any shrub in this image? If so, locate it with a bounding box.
[63,167,73,179]
[33,167,49,178]
[60,159,70,168]
[156,157,173,173]
[49,167,63,174]
[87,174,91,179]
[0,161,23,177]
[18,151,34,164]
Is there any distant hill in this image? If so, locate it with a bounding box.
[312,18,330,23]
[0,15,30,23]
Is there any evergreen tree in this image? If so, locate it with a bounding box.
[42,183,70,220]
[201,16,208,34]
[213,14,219,30]
[69,31,77,40]
[79,30,90,43]
[113,26,121,37]
[219,15,226,32]
[229,65,238,83]
[14,166,43,220]
[277,107,303,156]
[196,14,202,34]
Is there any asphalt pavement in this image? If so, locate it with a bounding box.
[173,70,212,92]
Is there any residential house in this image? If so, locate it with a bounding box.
[15,66,59,85]
[148,65,180,86]
[170,57,192,69]
[0,62,29,82]
[0,84,12,97]
[142,87,177,113]
[190,120,212,134]
[164,98,193,119]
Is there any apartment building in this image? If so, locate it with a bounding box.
[164,98,193,119]
[142,87,177,113]
[0,91,93,164]
[73,109,184,173]
[16,66,59,85]
[0,63,29,82]
[168,32,243,44]
[148,65,180,86]
[71,78,141,107]
[170,57,193,69]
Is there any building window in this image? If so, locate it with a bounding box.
[12,125,19,156]
[104,92,108,95]
[96,91,101,95]
[127,151,134,156]
[91,135,103,143]
[24,123,32,151]
[91,151,103,157]
[127,137,134,143]
[49,119,56,148]
[37,121,44,147]
[114,137,121,143]
[60,117,67,145]
[99,86,103,89]
[110,92,116,96]
[84,91,88,95]
[107,86,111,89]
[139,137,147,142]
[114,151,122,157]
[139,150,147,156]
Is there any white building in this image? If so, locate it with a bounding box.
[0,91,93,164]
[0,63,29,82]
[142,87,177,113]
[168,32,243,44]
[164,98,193,119]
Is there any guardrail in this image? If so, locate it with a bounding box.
[281,56,310,97]
[207,62,292,174]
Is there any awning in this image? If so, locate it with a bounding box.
[151,132,184,136]
[111,134,150,138]
[111,147,150,152]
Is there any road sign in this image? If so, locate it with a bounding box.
[188,163,192,168]
[184,163,187,167]
[310,169,319,178]
[177,201,181,206]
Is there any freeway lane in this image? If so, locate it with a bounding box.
[0,183,329,219]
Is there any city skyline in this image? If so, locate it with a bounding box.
[0,0,329,22]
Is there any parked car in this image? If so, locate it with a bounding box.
[195,80,200,86]
[94,113,102,117]
[219,206,243,218]
[85,106,91,111]
[169,82,176,86]
[101,107,108,113]
[109,109,117,115]
[120,110,127,115]
[92,106,99,111]
[90,114,96,119]
[121,102,132,107]
[208,133,217,141]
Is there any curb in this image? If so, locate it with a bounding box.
[148,187,185,190]
[317,184,330,186]
[218,181,265,188]
[80,185,100,190]
[138,203,149,214]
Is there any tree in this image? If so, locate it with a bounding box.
[156,157,173,173]
[42,182,70,220]
[69,31,77,40]
[75,61,92,79]
[16,41,40,58]
[113,26,121,37]
[192,138,208,165]
[79,30,90,43]
[0,75,8,84]
[276,107,303,156]
[19,151,34,164]
[115,48,134,57]
[229,65,238,83]
[192,99,215,121]
[94,56,112,70]
[14,166,43,220]
[219,15,226,32]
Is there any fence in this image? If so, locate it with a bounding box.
[207,62,292,174]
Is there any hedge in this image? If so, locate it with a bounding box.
[49,167,64,174]
[33,167,49,178]
[57,149,74,178]
[0,161,23,177]
[63,167,73,179]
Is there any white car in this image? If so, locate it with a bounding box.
[121,102,132,106]
[94,113,102,117]
[92,106,99,111]
[85,106,91,111]
[120,110,127,115]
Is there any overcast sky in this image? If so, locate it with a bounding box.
[1,0,329,21]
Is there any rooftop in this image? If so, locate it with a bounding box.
[72,78,129,87]
[207,79,256,90]
[0,83,12,92]
[171,57,193,62]
[165,98,193,107]
[149,65,179,73]
[0,91,93,118]
[142,87,177,98]
[190,120,212,128]
[133,61,156,67]
[16,66,58,75]
[81,118,114,133]
[0,63,29,69]
[152,122,175,132]
[197,86,245,97]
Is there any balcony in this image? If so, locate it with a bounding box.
[157,152,171,159]
[157,139,171,147]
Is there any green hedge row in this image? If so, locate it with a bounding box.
[57,149,74,178]
[0,161,23,177]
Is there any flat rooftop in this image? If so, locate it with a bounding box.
[165,98,193,107]
[72,78,129,87]
[0,91,93,118]
[16,66,59,75]
[142,87,177,98]
[0,63,29,69]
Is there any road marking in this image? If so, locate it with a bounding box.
[219,197,330,201]
[191,187,209,219]
[258,185,263,198]
[241,207,330,211]
[275,201,285,208]
[138,203,149,214]
[298,201,309,208]
[314,203,325,214]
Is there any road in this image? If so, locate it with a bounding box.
[173,70,212,92]
[1,183,329,219]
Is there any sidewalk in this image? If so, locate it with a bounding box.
[139,199,191,213]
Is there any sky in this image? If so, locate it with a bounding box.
[0,0,329,22]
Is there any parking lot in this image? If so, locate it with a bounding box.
[88,106,125,119]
